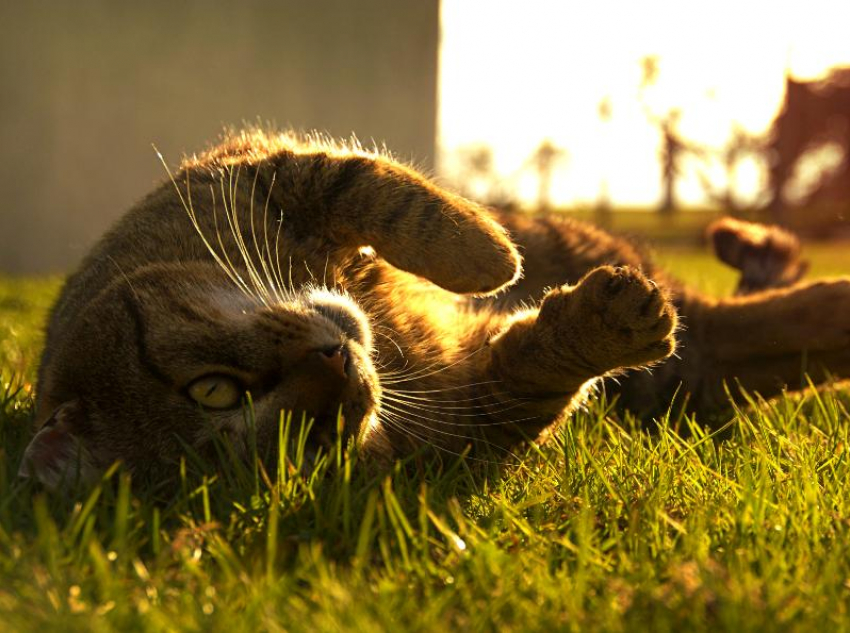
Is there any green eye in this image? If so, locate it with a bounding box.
[187,375,242,409]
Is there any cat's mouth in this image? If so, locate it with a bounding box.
[304,368,378,452]
[249,396,375,473]
[251,342,380,467]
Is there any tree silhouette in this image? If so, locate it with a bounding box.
[453,144,518,209]
[527,140,567,212]
[596,96,613,224]
[657,109,686,214]
[639,55,696,215]
[694,124,768,214]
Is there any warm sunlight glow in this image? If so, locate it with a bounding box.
[439,0,850,207]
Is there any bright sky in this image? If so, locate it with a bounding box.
[438,0,850,208]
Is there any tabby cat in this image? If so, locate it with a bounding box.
[19,131,850,489]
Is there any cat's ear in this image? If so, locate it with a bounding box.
[18,401,100,490]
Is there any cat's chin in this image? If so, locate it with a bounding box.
[310,379,380,452]
[243,402,377,477]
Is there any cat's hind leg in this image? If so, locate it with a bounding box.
[668,279,850,413]
[707,217,808,295]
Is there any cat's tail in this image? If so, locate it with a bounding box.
[707,217,808,295]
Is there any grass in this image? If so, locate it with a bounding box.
[1,245,850,631]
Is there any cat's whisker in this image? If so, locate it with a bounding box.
[382,384,523,404]
[154,148,259,305]
[218,169,256,297]
[234,166,275,306]
[371,329,406,364]
[380,397,535,431]
[377,346,493,385]
[106,256,143,304]
[383,386,522,404]
[233,161,275,301]
[377,358,457,383]
[209,183,263,305]
[377,408,523,466]
[382,397,527,415]
[272,205,292,302]
[380,393,530,422]
[380,393,486,415]
[248,163,284,305]
[287,255,298,302]
[381,391,529,414]
[378,379,505,393]
[392,396,530,416]
[375,411,433,450]
[322,252,331,291]
[382,392,527,426]
[260,170,291,304]
[221,165,273,306]
[377,406,484,446]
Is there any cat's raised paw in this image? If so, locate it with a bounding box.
[539,265,678,374]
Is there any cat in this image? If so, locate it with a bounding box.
[19,130,850,489]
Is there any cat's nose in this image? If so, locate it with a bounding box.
[316,345,349,379]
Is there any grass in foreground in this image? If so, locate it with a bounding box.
[1,247,850,631]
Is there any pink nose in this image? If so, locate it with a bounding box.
[318,346,348,379]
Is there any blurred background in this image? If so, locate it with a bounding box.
[2,0,849,275]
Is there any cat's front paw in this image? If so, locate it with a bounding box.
[539,266,678,373]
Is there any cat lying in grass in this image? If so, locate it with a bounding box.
[20,130,849,489]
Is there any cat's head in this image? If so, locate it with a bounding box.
[22,134,526,489]
[21,261,390,488]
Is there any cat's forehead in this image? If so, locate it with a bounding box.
[127,265,258,317]
[204,285,257,316]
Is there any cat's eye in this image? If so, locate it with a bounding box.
[187,375,243,409]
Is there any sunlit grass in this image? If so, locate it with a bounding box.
[0,277,61,385]
[1,243,850,630]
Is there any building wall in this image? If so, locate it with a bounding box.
[0,1,439,273]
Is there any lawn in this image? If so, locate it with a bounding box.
[1,243,850,631]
